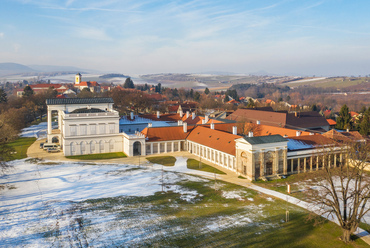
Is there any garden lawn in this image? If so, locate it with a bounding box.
[146,156,176,166]
[187,158,226,174]
[7,137,36,160]
[66,152,127,160]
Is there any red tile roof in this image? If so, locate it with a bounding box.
[289,134,335,146]
[326,119,336,125]
[322,130,365,143]
[187,126,242,155]
[201,123,313,137]
[141,126,195,142]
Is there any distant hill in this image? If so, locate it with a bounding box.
[28,64,85,72]
[0,62,37,76]
[99,73,129,79]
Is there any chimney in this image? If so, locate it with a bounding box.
[183,122,187,133]
[346,128,349,132]
[309,132,314,135]
[130,112,134,120]
[232,126,237,135]
[248,131,254,137]
[157,111,160,119]
[148,123,152,127]
[296,131,301,136]
[256,120,260,125]
[179,110,183,117]
[205,115,209,123]
[210,123,215,130]
[186,111,190,118]
[178,120,183,126]
[192,112,196,120]
[202,119,206,124]
[295,112,298,117]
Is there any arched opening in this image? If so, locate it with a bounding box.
[80,141,86,154]
[99,140,104,153]
[109,139,114,152]
[133,141,141,156]
[52,136,59,143]
[70,142,76,156]
[90,141,97,154]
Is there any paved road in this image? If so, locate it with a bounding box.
[27,142,370,245]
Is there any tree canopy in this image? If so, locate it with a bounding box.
[336,104,352,130]
[123,77,135,89]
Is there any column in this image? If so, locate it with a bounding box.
[164,142,167,153]
[178,141,181,151]
[334,154,337,167]
[150,143,153,155]
[275,149,279,175]
[291,159,294,173]
[304,157,307,173]
[171,142,174,152]
[58,110,62,130]
[283,150,287,174]
[298,158,300,173]
[316,156,319,171]
[260,151,265,176]
[310,156,313,171]
[157,143,160,154]
[47,109,52,135]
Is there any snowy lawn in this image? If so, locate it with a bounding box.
[254,171,370,231]
[1,158,368,247]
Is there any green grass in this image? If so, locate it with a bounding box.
[238,175,247,179]
[186,158,226,174]
[146,156,176,166]
[7,137,36,160]
[66,152,127,160]
[80,177,368,247]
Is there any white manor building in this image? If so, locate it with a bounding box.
[46,98,123,156]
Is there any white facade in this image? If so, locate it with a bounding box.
[46,98,123,156]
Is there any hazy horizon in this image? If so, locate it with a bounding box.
[1,1,370,76]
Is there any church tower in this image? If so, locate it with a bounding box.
[75,73,81,85]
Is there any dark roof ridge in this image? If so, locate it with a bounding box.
[46,97,114,105]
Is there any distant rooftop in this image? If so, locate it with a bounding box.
[46,97,114,105]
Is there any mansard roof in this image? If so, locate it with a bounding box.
[46,97,114,105]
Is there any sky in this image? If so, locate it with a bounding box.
[1,0,370,76]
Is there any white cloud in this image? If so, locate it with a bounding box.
[74,27,111,41]
[0,32,4,38]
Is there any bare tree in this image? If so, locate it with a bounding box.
[308,141,370,243]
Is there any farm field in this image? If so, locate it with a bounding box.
[0,157,367,247]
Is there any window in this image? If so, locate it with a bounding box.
[90,124,96,135]
[80,125,87,136]
[81,142,85,152]
[70,125,77,136]
[99,124,106,134]
[109,123,115,134]
[99,141,104,151]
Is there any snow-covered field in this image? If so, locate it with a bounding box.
[20,122,58,139]
[1,157,277,247]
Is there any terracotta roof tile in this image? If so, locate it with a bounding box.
[141,126,195,142]
[187,126,242,155]
[326,119,336,125]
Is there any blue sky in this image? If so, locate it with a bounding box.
[1,0,370,76]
